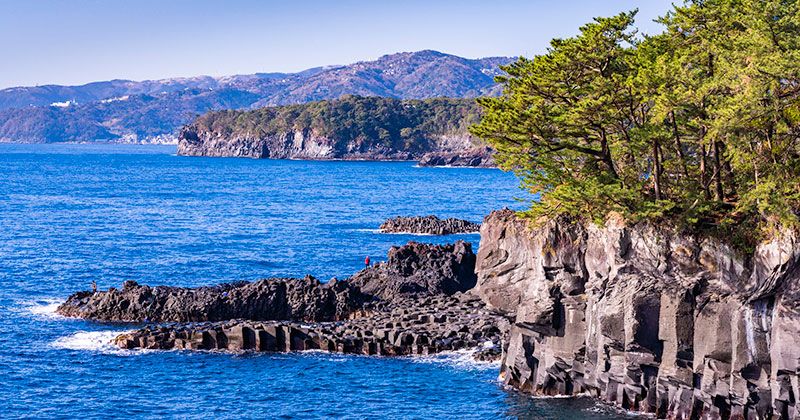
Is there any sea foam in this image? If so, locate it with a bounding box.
[51,330,132,354]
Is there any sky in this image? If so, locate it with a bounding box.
[0,0,675,89]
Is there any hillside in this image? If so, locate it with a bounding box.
[177,95,492,165]
[0,51,511,143]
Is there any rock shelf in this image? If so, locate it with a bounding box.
[379,216,480,235]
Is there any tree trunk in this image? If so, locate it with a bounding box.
[670,111,689,177]
[713,140,724,201]
[653,138,662,201]
[700,129,711,200]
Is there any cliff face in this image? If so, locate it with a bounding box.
[475,209,800,419]
[177,126,434,160]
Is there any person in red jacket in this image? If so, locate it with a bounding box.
[364,256,370,268]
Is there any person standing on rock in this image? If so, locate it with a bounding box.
[91,280,97,293]
[364,256,370,268]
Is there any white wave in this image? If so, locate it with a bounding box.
[21,298,65,319]
[584,400,655,418]
[353,228,383,233]
[51,330,132,354]
[411,348,501,371]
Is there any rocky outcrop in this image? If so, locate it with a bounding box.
[114,292,508,359]
[475,209,800,418]
[59,240,509,359]
[379,216,480,235]
[350,241,477,301]
[57,276,368,323]
[418,147,495,167]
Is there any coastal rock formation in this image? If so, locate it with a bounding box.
[379,216,481,235]
[114,292,508,359]
[418,147,495,167]
[57,276,368,323]
[60,240,508,359]
[475,209,800,418]
[350,241,477,301]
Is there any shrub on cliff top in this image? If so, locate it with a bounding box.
[472,1,800,240]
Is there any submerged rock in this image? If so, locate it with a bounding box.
[379,215,480,235]
[475,209,800,419]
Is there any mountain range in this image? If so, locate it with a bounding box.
[0,51,512,143]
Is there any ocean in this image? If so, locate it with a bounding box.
[0,144,636,419]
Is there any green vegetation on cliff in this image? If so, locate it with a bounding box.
[473,1,800,238]
[191,95,482,150]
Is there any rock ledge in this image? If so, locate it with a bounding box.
[379,216,480,235]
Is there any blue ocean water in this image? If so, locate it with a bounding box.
[0,144,634,419]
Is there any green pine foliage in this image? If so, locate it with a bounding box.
[472,1,800,243]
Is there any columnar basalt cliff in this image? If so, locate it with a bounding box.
[474,209,800,419]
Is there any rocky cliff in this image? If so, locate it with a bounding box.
[475,209,800,419]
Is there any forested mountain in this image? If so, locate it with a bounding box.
[0,51,511,143]
[177,95,491,165]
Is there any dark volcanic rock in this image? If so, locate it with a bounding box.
[114,293,510,360]
[56,276,368,323]
[475,209,800,419]
[418,147,494,167]
[60,239,510,361]
[350,241,477,301]
[379,216,480,235]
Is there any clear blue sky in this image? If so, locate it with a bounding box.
[0,0,675,88]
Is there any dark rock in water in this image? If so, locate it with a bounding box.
[114,293,511,360]
[58,240,480,323]
[350,241,477,302]
[475,208,800,419]
[379,215,480,235]
[418,147,494,167]
[60,239,511,360]
[56,275,369,323]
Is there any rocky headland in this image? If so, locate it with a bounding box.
[476,209,800,419]
[176,96,494,166]
[379,216,480,235]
